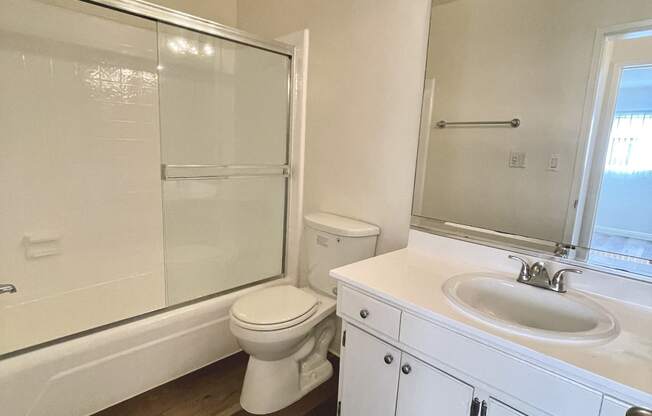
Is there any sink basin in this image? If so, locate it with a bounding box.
[442,273,619,343]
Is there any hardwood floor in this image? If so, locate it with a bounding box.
[94,352,339,416]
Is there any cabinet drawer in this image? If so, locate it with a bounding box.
[489,398,527,416]
[599,396,652,416]
[600,397,631,416]
[339,285,401,339]
[400,312,603,416]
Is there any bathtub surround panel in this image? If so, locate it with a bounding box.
[0,0,165,354]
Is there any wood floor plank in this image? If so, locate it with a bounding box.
[94,352,339,416]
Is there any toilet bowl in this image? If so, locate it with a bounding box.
[230,285,336,414]
[229,212,380,414]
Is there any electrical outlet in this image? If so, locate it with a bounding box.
[509,151,527,168]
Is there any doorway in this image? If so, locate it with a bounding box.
[579,32,652,275]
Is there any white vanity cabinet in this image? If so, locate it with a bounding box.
[336,284,650,416]
[339,323,530,416]
[340,325,475,416]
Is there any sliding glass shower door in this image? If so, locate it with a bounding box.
[158,23,291,304]
[0,0,293,355]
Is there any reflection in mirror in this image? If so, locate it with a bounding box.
[413,0,652,278]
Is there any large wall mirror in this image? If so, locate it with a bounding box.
[413,0,652,279]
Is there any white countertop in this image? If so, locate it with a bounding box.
[330,237,652,405]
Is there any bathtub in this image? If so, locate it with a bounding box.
[0,277,292,416]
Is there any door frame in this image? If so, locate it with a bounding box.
[565,19,652,253]
[412,77,436,215]
[580,61,652,252]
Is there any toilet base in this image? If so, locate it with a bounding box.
[240,318,336,414]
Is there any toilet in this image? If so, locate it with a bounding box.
[229,212,380,414]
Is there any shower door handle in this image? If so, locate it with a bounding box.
[0,284,17,294]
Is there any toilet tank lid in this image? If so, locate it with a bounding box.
[304,212,380,237]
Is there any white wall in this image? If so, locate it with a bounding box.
[236,0,432,255]
[416,0,652,243]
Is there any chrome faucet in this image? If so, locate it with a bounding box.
[0,283,17,295]
[508,255,582,293]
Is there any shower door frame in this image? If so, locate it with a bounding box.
[85,0,298,289]
[84,0,294,56]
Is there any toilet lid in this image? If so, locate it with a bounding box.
[231,285,319,327]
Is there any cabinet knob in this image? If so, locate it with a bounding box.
[628,408,652,416]
[383,354,393,365]
[401,364,412,375]
[359,309,369,319]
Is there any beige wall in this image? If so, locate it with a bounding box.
[148,0,238,26]
[237,0,431,254]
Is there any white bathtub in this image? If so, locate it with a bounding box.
[0,277,292,416]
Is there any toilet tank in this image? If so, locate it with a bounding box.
[304,212,380,297]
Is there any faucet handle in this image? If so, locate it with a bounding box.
[551,268,582,293]
[508,255,530,281]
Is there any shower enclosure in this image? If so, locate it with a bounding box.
[0,0,295,356]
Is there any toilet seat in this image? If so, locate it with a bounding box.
[231,285,320,331]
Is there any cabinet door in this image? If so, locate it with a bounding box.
[396,353,474,416]
[340,325,401,416]
[488,398,527,416]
